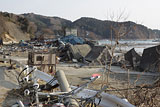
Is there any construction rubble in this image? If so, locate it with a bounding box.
[1,36,160,72]
[0,37,160,107]
[10,66,104,107]
[123,45,160,72]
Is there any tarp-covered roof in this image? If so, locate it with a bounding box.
[60,35,85,45]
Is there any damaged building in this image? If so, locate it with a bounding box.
[140,45,160,72]
[124,48,141,69]
[58,44,91,62]
[69,44,91,62]
[85,46,111,65]
[58,44,111,65]
[28,51,56,73]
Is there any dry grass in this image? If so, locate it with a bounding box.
[127,79,160,107]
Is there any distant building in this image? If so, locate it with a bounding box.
[65,28,78,36]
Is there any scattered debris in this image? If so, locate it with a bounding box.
[2,38,160,107]
[60,35,85,45]
[12,66,134,107]
[85,39,99,48]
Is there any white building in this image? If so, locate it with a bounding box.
[65,28,78,36]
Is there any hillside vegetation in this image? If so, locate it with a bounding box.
[0,12,160,42]
[0,12,31,43]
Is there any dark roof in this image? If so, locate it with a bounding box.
[124,48,141,68]
[140,45,160,72]
[85,46,106,62]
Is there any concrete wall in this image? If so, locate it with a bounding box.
[28,52,56,73]
[33,53,56,65]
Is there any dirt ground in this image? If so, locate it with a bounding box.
[0,51,160,106]
[0,63,20,107]
[56,65,159,95]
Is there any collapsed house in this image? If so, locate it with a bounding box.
[85,46,111,65]
[124,48,141,69]
[57,44,112,65]
[140,45,160,72]
[58,44,91,62]
[69,44,91,62]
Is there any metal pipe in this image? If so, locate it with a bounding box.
[17,100,25,107]
[56,70,79,107]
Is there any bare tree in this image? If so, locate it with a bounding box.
[100,10,160,107]
[101,10,131,88]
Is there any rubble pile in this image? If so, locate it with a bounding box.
[1,37,160,106]
[10,67,106,107]
[60,35,85,45]
[1,35,160,72]
[122,45,160,72]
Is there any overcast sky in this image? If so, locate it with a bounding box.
[0,0,160,29]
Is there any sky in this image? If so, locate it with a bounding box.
[0,0,160,29]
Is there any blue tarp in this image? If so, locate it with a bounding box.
[19,40,28,47]
[60,35,85,45]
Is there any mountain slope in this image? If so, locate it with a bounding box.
[23,14,160,40]
[73,17,158,39]
[22,13,72,39]
[0,12,31,43]
[0,12,159,42]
